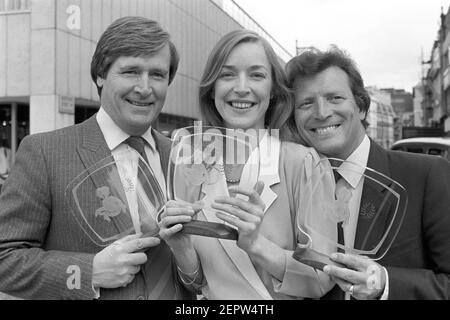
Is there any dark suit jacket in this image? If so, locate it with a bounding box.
[367,141,450,299]
[0,116,194,300]
[324,140,450,300]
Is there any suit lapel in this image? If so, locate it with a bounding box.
[152,129,171,181]
[200,159,273,300]
[258,134,280,213]
[75,116,133,238]
[354,140,393,252]
[201,209,272,299]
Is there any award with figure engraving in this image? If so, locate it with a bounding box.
[292,158,407,270]
[66,149,166,246]
[167,126,260,240]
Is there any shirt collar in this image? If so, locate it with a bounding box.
[337,134,371,189]
[96,107,156,152]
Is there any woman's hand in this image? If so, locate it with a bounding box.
[158,200,203,251]
[211,181,265,253]
[158,200,205,286]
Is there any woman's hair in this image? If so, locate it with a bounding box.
[199,29,293,131]
[91,16,179,97]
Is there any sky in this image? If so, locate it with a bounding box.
[234,0,450,92]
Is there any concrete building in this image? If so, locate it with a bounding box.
[366,87,397,149]
[380,88,413,127]
[412,82,425,127]
[424,40,443,127]
[0,0,292,164]
[422,6,450,135]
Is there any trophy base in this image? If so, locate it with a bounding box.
[182,220,238,240]
[292,246,345,271]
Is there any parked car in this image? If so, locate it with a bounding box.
[391,137,450,161]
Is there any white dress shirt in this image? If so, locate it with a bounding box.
[96,108,167,234]
[96,107,166,195]
[338,134,389,300]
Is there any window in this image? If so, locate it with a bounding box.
[405,147,424,154]
[75,106,99,124]
[428,148,444,156]
[0,0,30,12]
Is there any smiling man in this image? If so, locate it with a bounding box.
[0,17,195,300]
[290,65,367,160]
[285,47,450,300]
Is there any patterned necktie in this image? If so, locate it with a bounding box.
[125,136,163,234]
[126,136,150,165]
[321,169,348,300]
[334,170,345,252]
[124,136,180,299]
[126,135,163,236]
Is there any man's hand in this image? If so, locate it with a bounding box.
[323,253,386,300]
[92,233,160,289]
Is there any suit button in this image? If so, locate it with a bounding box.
[136,296,145,300]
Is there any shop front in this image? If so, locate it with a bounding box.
[0,102,29,190]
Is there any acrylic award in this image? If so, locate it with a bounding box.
[66,149,166,246]
[293,158,407,270]
[167,126,260,240]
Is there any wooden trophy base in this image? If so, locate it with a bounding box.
[182,220,238,240]
[292,246,345,271]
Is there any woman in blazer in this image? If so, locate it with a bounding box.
[158,29,335,299]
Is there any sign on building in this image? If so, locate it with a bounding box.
[59,96,75,115]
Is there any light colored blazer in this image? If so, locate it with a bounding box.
[0,116,193,300]
[190,134,335,300]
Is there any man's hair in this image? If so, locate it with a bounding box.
[90,16,179,97]
[199,29,293,130]
[285,46,371,128]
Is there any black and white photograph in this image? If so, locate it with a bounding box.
[0,0,449,311]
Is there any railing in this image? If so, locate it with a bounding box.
[0,0,30,13]
[211,0,293,62]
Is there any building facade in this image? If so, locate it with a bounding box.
[366,87,397,149]
[380,88,413,127]
[0,0,292,166]
[412,82,425,127]
[422,6,450,135]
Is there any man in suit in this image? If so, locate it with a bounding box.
[0,17,195,300]
[285,47,450,299]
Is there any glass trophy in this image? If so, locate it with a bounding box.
[167,126,260,240]
[66,149,166,247]
[292,158,408,270]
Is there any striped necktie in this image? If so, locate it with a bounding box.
[334,170,345,252]
[321,169,348,300]
[125,136,180,299]
[125,136,163,234]
[126,136,150,164]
